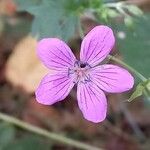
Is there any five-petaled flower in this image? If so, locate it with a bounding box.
[35,25,134,123]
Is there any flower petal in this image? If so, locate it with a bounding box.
[77,82,107,123]
[90,64,134,93]
[37,38,76,71]
[35,72,75,105]
[80,25,115,67]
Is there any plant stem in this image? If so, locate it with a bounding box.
[119,101,146,141]
[107,55,147,82]
[0,112,102,150]
[78,18,84,39]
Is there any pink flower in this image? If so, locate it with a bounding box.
[35,25,134,123]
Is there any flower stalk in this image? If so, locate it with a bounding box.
[0,112,102,150]
[107,55,147,82]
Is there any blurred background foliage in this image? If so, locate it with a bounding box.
[0,122,52,150]
[14,0,150,78]
[0,0,150,150]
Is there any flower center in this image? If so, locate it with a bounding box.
[79,63,87,68]
[68,61,91,83]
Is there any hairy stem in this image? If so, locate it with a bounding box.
[107,55,147,82]
[0,112,102,150]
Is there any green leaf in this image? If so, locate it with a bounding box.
[107,9,119,18]
[112,13,150,78]
[14,0,42,11]
[97,6,109,22]
[126,5,143,17]
[4,135,52,150]
[16,0,78,41]
[146,78,150,91]
[128,79,150,102]
[124,16,134,28]
[144,78,150,100]
[0,122,15,150]
[128,83,144,102]
[89,0,103,9]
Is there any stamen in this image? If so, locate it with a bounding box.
[80,63,87,68]
[68,60,91,83]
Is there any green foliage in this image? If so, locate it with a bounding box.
[15,0,42,11]
[4,135,52,150]
[144,79,150,101]
[64,0,89,13]
[124,16,134,28]
[107,9,119,18]
[15,0,144,41]
[15,0,79,41]
[128,83,144,102]
[126,5,143,17]
[101,2,143,26]
[113,14,150,78]
[128,79,150,102]
[146,79,150,91]
[89,0,103,9]
[0,122,52,150]
[96,6,111,22]
[0,123,15,150]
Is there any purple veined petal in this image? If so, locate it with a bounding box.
[77,82,107,123]
[80,25,115,67]
[90,64,134,93]
[37,38,76,71]
[35,72,75,105]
